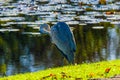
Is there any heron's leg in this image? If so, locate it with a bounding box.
[60,56,64,66]
[60,56,68,66]
[51,44,64,66]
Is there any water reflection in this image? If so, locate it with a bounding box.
[74,25,108,63]
[108,25,120,60]
[0,24,120,77]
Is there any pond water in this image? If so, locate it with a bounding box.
[0,0,120,77]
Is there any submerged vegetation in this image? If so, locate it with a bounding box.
[0,59,120,80]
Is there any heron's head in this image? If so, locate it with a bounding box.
[40,23,50,34]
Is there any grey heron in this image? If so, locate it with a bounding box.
[40,22,76,64]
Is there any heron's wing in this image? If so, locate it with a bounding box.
[61,22,76,52]
[51,22,76,53]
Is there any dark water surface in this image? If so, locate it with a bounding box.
[0,0,120,77]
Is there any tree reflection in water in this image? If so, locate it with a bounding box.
[0,24,120,76]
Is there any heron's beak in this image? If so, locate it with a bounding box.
[70,27,75,32]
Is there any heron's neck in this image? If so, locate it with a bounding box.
[40,27,50,34]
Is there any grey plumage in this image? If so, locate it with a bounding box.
[40,22,76,64]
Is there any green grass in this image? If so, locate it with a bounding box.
[0,59,120,80]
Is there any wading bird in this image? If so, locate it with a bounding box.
[40,22,76,64]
